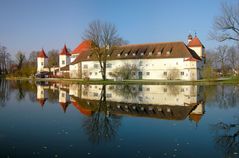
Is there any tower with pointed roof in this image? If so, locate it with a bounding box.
[59,45,71,68]
[37,49,48,72]
[187,34,205,58]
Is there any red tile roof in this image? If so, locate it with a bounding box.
[189,114,202,123]
[187,36,205,48]
[37,98,47,107]
[70,41,202,65]
[59,102,69,113]
[71,101,92,116]
[37,49,48,58]
[60,44,71,56]
[71,40,92,54]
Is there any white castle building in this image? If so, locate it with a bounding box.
[37,34,205,80]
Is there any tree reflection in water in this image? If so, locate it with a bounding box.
[82,85,121,144]
[0,79,10,107]
[211,117,239,157]
[109,84,140,100]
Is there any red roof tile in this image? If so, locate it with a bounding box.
[59,102,69,113]
[187,36,205,48]
[60,44,71,56]
[189,114,202,123]
[37,49,48,58]
[71,40,92,54]
[37,98,47,107]
[71,101,92,116]
[70,41,202,65]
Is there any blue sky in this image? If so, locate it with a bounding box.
[0,0,237,56]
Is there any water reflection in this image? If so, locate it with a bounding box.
[211,117,239,158]
[1,80,239,157]
[36,83,205,122]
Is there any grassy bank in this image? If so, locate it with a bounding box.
[5,76,239,85]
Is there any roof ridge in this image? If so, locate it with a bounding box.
[121,41,185,47]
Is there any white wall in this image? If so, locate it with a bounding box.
[80,85,202,107]
[59,55,70,68]
[189,46,203,57]
[81,58,199,80]
[37,58,47,72]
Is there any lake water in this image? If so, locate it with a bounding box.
[0,80,238,158]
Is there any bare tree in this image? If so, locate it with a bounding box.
[167,69,179,80]
[227,46,239,74]
[28,50,39,65]
[15,51,26,70]
[0,45,11,75]
[210,2,239,42]
[216,45,229,76]
[83,20,127,80]
[47,49,59,68]
[109,63,138,80]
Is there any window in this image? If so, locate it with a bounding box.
[132,72,136,76]
[106,63,112,68]
[157,51,162,55]
[176,62,178,65]
[89,72,92,75]
[106,93,112,98]
[133,53,136,56]
[163,72,167,76]
[83,64,88,69]
[139,61,143,66]
[181,72,184,76]
[117,54,121,57]
[87,56,90,59]
[93,93,98,97]
[61,93,65,97]
[95,72,98,75]
[146,72,150,76]
[94,64,98,68]
[164,88,167,92]
[125,53,128,56]
[148,52,152,56]
[41,62,44,66]
[166,51,171,55]
[140,52,144,56]
[146,88,150,91]
[62,60,65,65]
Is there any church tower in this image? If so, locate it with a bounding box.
[37,49,48,72]
[59,44,71,68]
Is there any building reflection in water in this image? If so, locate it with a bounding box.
[36,83,205,123]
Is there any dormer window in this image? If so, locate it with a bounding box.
[117,54,121,57]
[140,52,144,56]
[133,53,136,56]
[107,54,110,57]
[157,52,162,55]
[125,53,128,56]
[87,55,90,59]
[166,51,171,55]
[148,52,152,56]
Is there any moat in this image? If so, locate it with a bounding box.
[0,80,238,158]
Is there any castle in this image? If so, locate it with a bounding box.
[37,34,205,80]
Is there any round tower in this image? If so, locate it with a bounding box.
[37,49,48,72]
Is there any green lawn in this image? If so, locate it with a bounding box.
[4,76,239,85]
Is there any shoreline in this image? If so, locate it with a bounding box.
[4,76,239,85]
